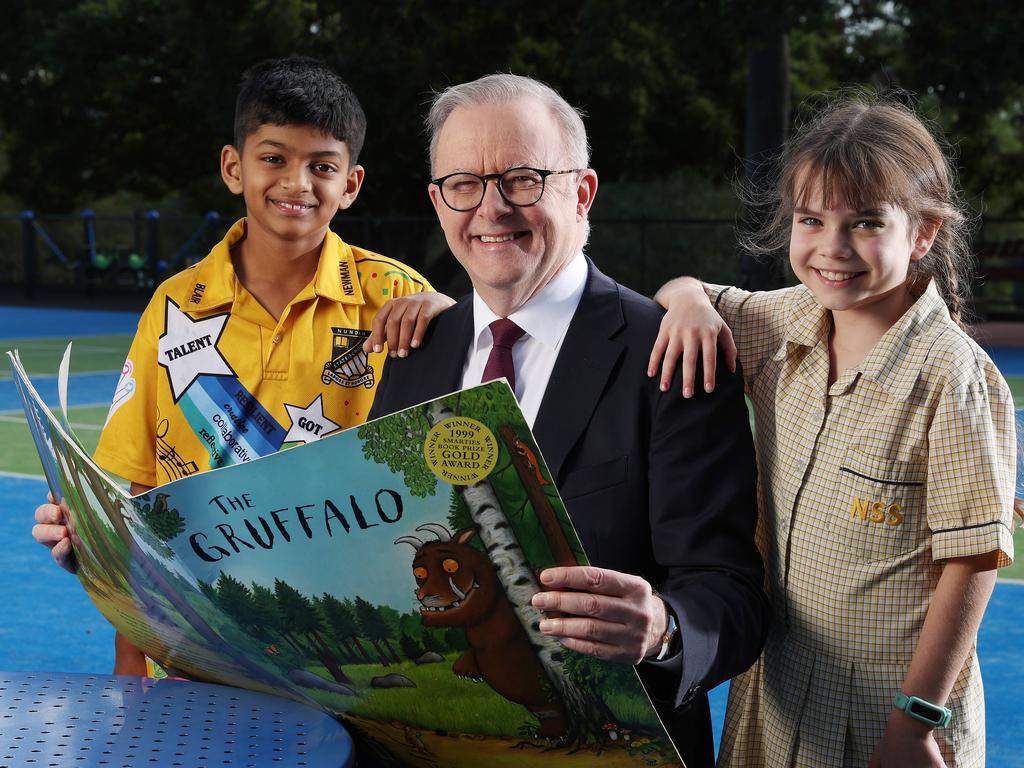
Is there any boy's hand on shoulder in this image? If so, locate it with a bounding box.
[363,292,456,358]
[32,492,77,574]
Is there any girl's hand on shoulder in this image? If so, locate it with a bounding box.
[649,277,736,397]
[363,292,456,358]
[868,711,947,768]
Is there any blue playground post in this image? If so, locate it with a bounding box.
[168,210,221,271]
[82,208,96,264]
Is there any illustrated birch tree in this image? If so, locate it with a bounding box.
[358,385,612,744]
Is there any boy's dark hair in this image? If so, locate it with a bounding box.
[234,57,367,164]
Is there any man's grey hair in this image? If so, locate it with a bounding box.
[426,73,591,174]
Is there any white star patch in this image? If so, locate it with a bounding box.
[284,394,341,444]
[157,298,234,402]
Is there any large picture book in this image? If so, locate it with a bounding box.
[8,346,685,767]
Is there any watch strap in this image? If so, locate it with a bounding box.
[655,607,678,661]
[892,692,952,728]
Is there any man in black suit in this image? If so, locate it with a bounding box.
[368,74,768,768]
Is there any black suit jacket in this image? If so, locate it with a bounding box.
[368,261,768,767]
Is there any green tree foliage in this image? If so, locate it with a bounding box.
[354,595,399,664]
[3,3,1022,217]
[446,488,472,538]
[398,612,423,641]
[274,578,351,682]
[562,651,639,701]
[421,628,446,654]
[249,583,283,630]
[318,593,362,662]
[212,572,255,624]
[444,626,469,653]
[399,632,425,661]
[358,407,437,497]
[136,492,186,542]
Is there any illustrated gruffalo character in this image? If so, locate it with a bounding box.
[396,523,567,739]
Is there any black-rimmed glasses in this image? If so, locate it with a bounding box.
[430,166,581,211]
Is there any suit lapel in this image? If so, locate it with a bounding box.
[430,296,474,398]
[533,261,625,481]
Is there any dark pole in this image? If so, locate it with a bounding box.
[21,210,36,300]
[82,208,96,295]
[145,209,160,287]
[740,15,790,291]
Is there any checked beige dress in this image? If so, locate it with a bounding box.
[708,281,1016,768]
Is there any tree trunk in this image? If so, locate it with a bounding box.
[740,14,790,291]
[382,638,401,664]
[279,631,308,659]
[350,635,374,664]
[498,425,576,566]
[310,629,352,683]
[369,638,390,666]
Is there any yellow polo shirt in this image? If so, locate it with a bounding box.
[94,218,432,487]
[711,281,1015,768]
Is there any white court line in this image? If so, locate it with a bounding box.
[2,333,132,342]
[0,370,122,382]
[5,342,130,352]
[0,469,48,481]
[0,413,103,431]
[0,402,112,415]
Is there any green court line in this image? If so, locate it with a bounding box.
[1008,376,1024,405]
[0,404,107,477]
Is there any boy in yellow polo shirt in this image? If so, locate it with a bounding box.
[32,57,451,673]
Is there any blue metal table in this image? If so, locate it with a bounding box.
[0,671,354,767]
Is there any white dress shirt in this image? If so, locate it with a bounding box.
[461,254,588,427]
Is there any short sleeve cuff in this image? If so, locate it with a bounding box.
[931,520,1014,567]
[704,283,736,311]
[92,448,156,489]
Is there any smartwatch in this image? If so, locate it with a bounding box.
[892,692,952,728]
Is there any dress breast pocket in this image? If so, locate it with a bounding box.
[836,448,926,563]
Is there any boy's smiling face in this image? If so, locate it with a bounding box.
[221,123,364,251]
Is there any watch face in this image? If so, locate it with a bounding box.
[909,700,942,724]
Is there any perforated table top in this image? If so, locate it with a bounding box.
[0,671,353,768]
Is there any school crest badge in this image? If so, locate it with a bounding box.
[321,327,374,388]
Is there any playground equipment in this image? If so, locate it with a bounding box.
[19,209,222,299]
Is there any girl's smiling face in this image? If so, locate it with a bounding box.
[788,171,938,326]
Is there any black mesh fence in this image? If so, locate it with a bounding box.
[2,210,1022,319]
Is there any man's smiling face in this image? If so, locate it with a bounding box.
[428,99,597,315]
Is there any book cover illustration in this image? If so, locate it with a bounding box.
[8,348,685,767]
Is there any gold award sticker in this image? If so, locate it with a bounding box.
[424,416,498,485]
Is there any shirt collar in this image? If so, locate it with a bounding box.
[779,285,829,352]
[471,252,588,351]
[774,280,949,401]
[187,218,365,311]
[854,280,948,400]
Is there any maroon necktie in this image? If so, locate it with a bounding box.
[482,318,526,392]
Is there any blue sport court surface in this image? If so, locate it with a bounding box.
[1,305,1022,761]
